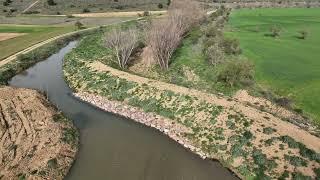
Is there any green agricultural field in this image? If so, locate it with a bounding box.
[0,25,74,60]
[226,8,320,122]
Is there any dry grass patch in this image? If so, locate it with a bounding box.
[0,86,78,179]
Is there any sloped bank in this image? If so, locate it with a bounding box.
[64,35,320,179]
[0,86,79,179]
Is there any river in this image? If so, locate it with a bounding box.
[9,41,238,180]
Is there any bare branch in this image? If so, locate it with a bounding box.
[105,28,138,69]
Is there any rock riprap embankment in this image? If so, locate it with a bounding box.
[74,92,209,159]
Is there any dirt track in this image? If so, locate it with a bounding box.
[90,61,320,152]
[0,86,78,179]
[72,10,167,17]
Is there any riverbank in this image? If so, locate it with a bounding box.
[63,34,320,179]
[0,86,79,179]
[74,92,208,159]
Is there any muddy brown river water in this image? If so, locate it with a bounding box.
[9,41,238,180]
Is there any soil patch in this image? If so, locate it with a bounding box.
[0,86,78,179]
[0,33,27,42]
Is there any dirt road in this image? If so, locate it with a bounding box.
[0,18,139,67]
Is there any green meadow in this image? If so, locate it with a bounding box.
[226,8,320,122]
[0,25,74,60]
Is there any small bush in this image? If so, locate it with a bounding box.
[47,158,58,169]
[47,0,57,6]
[82,8,90,13]
[270,25,281,37]
[292,172,312,180]
[217,58,255,87]
[158,3,164,9]
[167,0,171,6]
[203,24,222,38]
[205,43,225,66]
[23,10,40,14]
[143,11,150,16]
[298,30,308,39]
[263,127,276,135]
[67,14,75,18]
[275,97,292,108]
[222,37,241,55]
[284,155,308,167]
[62,127,78,146]
[75,21,85,30]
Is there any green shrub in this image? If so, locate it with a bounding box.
[62,127,78,146]
[47,0,57,6]
[47,158,58,168]
[263,127,276,135]
[217,58,255,87]
[284,155,308,167]
[205,43,225,66]
[292,172,312,180]
[158,3,163,9]
[82,8,90,13]
[270,25,281,37]
[222,37,242,55]
[313,168,320,178]
[298,30,308,40]
[75,21,85,30]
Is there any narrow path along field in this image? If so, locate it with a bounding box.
[72,10,167,17]
[0,18,138,67]
[0,86,78,179]
[22,0,39,13]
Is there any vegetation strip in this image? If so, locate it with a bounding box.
[63,33,320,179]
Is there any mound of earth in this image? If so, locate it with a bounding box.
[0,86,78,179]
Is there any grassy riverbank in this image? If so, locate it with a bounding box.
[226,8,320,122]
[64,33,320,179]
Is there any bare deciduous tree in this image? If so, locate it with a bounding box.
[147,0,205,70]
[147,19,182,70]
[105,28,138,69]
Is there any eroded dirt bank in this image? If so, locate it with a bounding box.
[0,86,78,179]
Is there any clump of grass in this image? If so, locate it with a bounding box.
[18,174,26,180]
[263,127,277,135]
[284,155,308,167]
[313,168,320,178]
[62,127,79,147]
[278,170,289,180]
[291,172,312,180]
[279,135,320,163]
[47,158,58,169]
